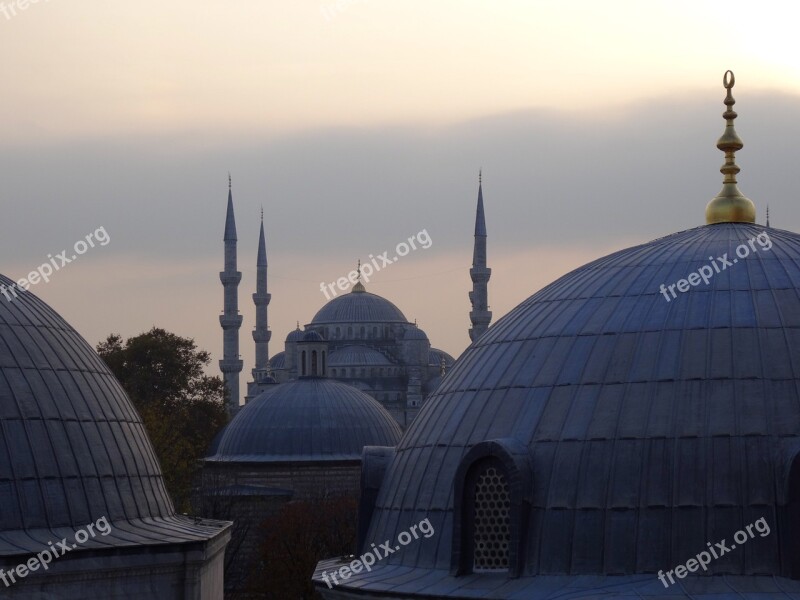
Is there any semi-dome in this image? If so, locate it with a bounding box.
[402,326,429,341]
[206,378,401,462]
[0,273,227,557]
[311,289,407,324]
[338,222,800,596]
[329,345,393,367]
[429,347,455,367]
[269,350,285,369]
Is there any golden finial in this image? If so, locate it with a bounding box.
[705,70,756,224]
[228,172,232,190]
[440,357,447,377]
[352,259,366,293]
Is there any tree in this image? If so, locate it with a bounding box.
[97,327,229,511]
[249,494,358,599]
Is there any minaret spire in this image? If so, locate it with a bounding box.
[220,176,243,415]
[252,207,271,382]
[468,171,492,342]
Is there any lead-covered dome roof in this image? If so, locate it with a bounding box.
[206,378,401,462]
[362,223,800,585]
[0,274,225,557]
[311,289,407,324]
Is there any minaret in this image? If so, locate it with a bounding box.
[251,208,272,384]
[468,171,492,342]
[219,175,243,415]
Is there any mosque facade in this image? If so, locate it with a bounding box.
[219,177,492,428]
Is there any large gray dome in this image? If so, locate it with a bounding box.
[311,289,407,324]
[0,274,225,557]
[206,378,402,462]
[341,223,800,597]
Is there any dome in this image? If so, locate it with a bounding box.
[351,223,800,593]
[429,347,455,367]
[269,351,285,369]
[286,328,305,342]
[329,345,393,366]
[311,290,407,324]
[403,326,429,341]
[206,378,401,462]
[0,273,226,557]
[302,330,325,342]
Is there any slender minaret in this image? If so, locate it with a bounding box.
[468,171,492,342]
[252,207,272,382]
[219,175,243,415]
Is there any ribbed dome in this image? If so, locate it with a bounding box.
[286,328,305,342]
[311,290,407,324]
[269,351,286,369]
[403,326,429,341]
[0,274,224,556]
[362,223,800,585]
[329,345,393,366]
[206,378,401,462]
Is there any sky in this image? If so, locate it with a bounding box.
[1,0,799,388]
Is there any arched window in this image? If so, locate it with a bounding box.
[322,351,326,376]
[348,326,353,337]
[331,368,336,377]
[373,326,378,338]
[301,351,307,376]
[469,460,511,572]
[311,350,318,376]
[360,326,366,338]
[336,327,341,338]
[452,439,532,578]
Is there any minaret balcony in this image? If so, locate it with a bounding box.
[219,358,243,372]
[219,272,242,285]
[252,292,271,304]
[219,314,243,328]
[252,329,272,343]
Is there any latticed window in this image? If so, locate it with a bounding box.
[471,463,511,572]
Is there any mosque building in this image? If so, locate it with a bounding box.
[219,173,493,428]
[312,72,800,598]
[0,274,231,598]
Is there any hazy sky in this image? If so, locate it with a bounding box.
[1,1,799,385]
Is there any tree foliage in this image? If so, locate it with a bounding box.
[249,494,358,599]
[97,327,229,511]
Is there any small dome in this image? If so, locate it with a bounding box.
[302,330,325,342]
[311,290,407,324]
[329,345,394,367]
[286,328,305,342]
[206,379,401,462]
[269,351,285,370]
[429,347,455,367]
[403,326,429,341]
